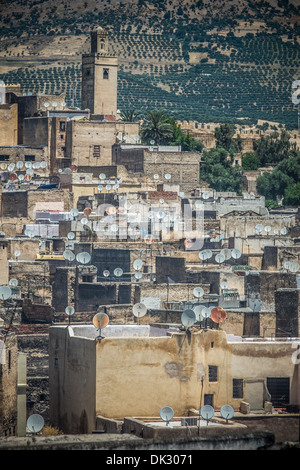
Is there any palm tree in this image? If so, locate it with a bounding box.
[140,109,173,145]
[119,109,141,122]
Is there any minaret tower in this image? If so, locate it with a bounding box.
[81,27,118,118]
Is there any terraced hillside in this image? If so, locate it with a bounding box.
[0,0,299,127]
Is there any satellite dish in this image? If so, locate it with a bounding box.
[200,405,215,421]
[99,173,106,180]
[70,208,79,217]
[33,162,41,170]
[274,229,279,235]
[8,278,18,287]
[83,208,92,217]
[193,287,204,298]
[81,217,89,226]
[103,270,110,277]
[210,307,227,323]
[62,101,67,107]
[153,174,159,180]
[93,312,109,330]
[25,162,32,169]
[98,185,103,192]
[231,249,241,259]
[215,253,225,264]
[26,168,34,176]
[133,303,147,318]
[52,101,58,108]
[26,414,44,434]
[111,224,119,233]
[18,174,25,181]
[67,232,75,240]
[63,250,75,261]
[65,306,75,316]
[114,267,123,277]
[264,225,271,233]
[76,252,91,264]
[281,227,288,235]
[159,198,165,204]
[40,161,47,168]
[105,184,111,191]
[255,224,263,233]
[202,191,209,200]
[44,102,49,108]
[164,173,171,180]
[14,250,21,258]
[220,281,228,290]
[220,249,232,261]
[220,405,234,422]
[181,309,196,328]
[201,307,211,319]
[198,250,207,261]
[133,259,143,271]
[16,161,24,169]
[8,163,15,172]
[284,261,291,270]
[289,261,299,273]
[160,406,174,426]
[0,286,12,300]
[134,272,143,280]
[193,305,205,321]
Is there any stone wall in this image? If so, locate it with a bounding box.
[0,103,18,146]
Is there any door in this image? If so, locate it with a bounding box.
[266,377,290,408]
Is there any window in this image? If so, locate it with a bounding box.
[208,365,218,382]
[93,145,100,157]
[8,350,11,370]
[61,147,66,152]
[82,275,93,283]
[59,121,66,132]
[233,378,243,399]
[0,155,9,161]
[204,394,213,406]
[25,155,35,161]
[103,68,109,79]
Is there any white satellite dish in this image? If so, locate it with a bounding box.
[14,250,21,258]
[25,162,32,169]
[181,309,196,328]
[99,173,106,180]
[200,405,215,421]
[201,307,211,319]
[114,268,123,277]
[52,101,58,108]
[284,261,291,270]
[76,252,91,264]
[81,217,89,225]
[65,306,75,316]
[16,161,24,169]
[134,272,143,280]
[40,161,47,168]
[33,162,41,170]
[264,225,271,233]
[231,249,241,259]
[67,232,75,240]
[26,168,34,176]
[27,414,44,434]
[289,261,299,273]
[44,102,49,108]
[70,208,79,217]
[133,259,143,271]
[160,406,174,426]
[62,101,66,107]
[153,174,159,180]
[193,287,204,298]
[98,185,103,192]
[63,250,75,261]
[281,227,288,235]
[220,249,231,261]
[274,228,279,235]
[8,163,15,172]
[220,405,234,422]
[202,192,209,200]
[103,270,110,277]
[164,173,171,180]
[105,184,111,191]
[0,286,12,300]
[133,303,147,318]
[215,253,225,264]
[8,278,18,287]
[220,281,228,290]
[159,198,165,204]
[193,305,205,321]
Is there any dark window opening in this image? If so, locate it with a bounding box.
[8,350,11,370]
[82,275,93,283]
[233,378,243,399]
[25,155,35,162]
[267,377,290,408]
[204,394,213,406]
[103,68,109,79]
[0,155,9,161]
[93,145,100,157]
[59,121,66,132]
[208,365,218,382]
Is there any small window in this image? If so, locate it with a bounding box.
[233,378,243,399]
[8,350,11,370]
[208,365,218,382]
[61,147,66,152]
[82,275,93,283]
[0,155,9,161]
[59,121,66,132]
[60,135,64,140]
[25,155,35,162]
[93,145,100,157]
[103,68,109,79]
[54,358,58,367]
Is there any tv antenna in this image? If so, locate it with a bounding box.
[159,406,174,426]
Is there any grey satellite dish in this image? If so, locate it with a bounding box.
[133,259,143,271]
[206,249,212,259]
[281,227,288,235]
[44,102,49,108]
[63,250,75,261]
[159,198,165,204]
[81,217,89,225]
[199,250,207,261]
[274,228,279,235]
[284,261,291,270]
[40,161,47,168]
[0,286,12,300]
[27,414,44,434]
[18,174,25,181]
[231,249,241,259]
[105,184,111,191]
[65,305,75,316]
[25,162,32,169]
[76,252,91,264]
[215,253,225,264]
[264,225,271,233]
[133,303,147,318]
[52,101,58,108]
[160,406,174,426]
[26,168,34,176]
[114,268,123,277]
[220,281,228,290]
[220,405,234,422]
[193,305,205,321]
[70,208,79,217]
[201,307,211,319]
[8,163,15,172]
[200,405,215,422]
[16,161,24,169]
[99,173,106,180]
[64,168,72,174]
[103,270,110,277]
[164,173,171,180]
[98,185,103,192]
[255,224,263,233]
[193,287,204,298]
[202,191,209,200]
[33,162,41,170]
[221,249,231,261]
[134,272,143,280]
[67,232,75,240]
[181,309,196,328]
[14,250,21,258]
[9,278,18,287]
[289,261,299,273]
[153,174,159,180]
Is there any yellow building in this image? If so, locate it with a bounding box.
[49,324,300,434]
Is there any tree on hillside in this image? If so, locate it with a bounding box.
[214,123,243,153]
[169,119,203,151]
[253,130,297,166]
[140,109,173,145]
[200,148,242,193]
[119,109,141,122]
[256,169,293,201]
[283,182,300,206]
[242,152,261,170]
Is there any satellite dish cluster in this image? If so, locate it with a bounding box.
[5,159,47,184]
[199,248,241,263]
[254,224,288,236]
[159,404,234,427]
